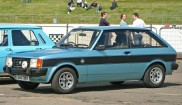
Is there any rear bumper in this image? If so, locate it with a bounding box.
[3,66,47,76]
[171,62,178,70]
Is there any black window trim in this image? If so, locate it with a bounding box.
[38,34,46,44]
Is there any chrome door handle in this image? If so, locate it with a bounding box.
[124,51,131,55]
[36,48,42,50]
[5,48,12,51]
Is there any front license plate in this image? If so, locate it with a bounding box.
[15,75,30,81]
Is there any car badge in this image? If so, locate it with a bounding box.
[80,58,85,64]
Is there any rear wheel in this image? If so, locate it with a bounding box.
[143,64,165,88]
[17,81,39,90]
[51,67,77,94]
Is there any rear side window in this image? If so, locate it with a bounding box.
[0,30,8,46]
[127,30,167,48]
[12,30,39,46]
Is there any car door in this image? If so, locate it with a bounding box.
[87,29,132,82]
[10,29,43,53]
[0,30,13,73]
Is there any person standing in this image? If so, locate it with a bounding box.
[132,13,145,45]
[99,12,110,26]
[132,13,146,28]
[120,14,127,27]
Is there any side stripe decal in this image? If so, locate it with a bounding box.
[42,54,176,67]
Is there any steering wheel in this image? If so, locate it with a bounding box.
[67,42,76,46]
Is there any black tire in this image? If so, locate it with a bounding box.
[110,81,124,85]
[17,81,39,90]
[51,67,77,94]
[143,64,165,88]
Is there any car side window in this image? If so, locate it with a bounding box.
[12,30,39,46]
[0,30,8,46]
[38,34,46,44]
[128,30,166,48]
[96,30,129,49]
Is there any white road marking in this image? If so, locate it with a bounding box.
[156,93,182,96]
[122,102,134,104]
[0,94,4,96]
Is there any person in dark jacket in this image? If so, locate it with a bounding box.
[99,12,110,26]
[87,0,97,10]
[110,0,118,10]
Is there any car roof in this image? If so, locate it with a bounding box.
[0,24,40,29]
[75,26,151,31]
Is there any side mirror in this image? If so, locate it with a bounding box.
[79,33,86,36]
[95,45,106,50]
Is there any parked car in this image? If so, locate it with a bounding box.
[0,24,55,76]
[4,26,178,93]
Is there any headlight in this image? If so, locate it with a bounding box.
[6,57,13,68]
[22,61,28,69]
[30,59,43,68]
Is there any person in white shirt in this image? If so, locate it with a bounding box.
[132,13,146,28]
[132,13,145,46]
[77,0,82,7]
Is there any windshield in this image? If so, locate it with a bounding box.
[55,29,100,49]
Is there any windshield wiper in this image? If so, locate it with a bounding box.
[53,44,73,49]
[52,45,58,48]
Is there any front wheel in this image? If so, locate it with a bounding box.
[17,81,39,90]
[51,67,77,94]
[143,64,165,88]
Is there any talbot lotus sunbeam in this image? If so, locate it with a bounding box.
[4,26,178,94]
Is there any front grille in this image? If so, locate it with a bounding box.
[12,57,30,68]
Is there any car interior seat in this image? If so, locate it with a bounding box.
[113,32,127,48]
[133,33,143,47]
[12,30,30,46]
[1,35,8,46]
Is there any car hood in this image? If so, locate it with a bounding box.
[9,48,90,59]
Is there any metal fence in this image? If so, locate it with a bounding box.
[159,26,182,52]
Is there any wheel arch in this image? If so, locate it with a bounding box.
[49,64,79,83]
[141,61,166,80]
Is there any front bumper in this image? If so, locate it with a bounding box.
[171,62,178,70]
[3,66,47,76]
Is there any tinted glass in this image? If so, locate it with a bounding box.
[12,30,39,46]
[96,30,129,49]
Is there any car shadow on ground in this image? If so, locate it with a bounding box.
[12,81,182,94]
[0,78,16,85]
